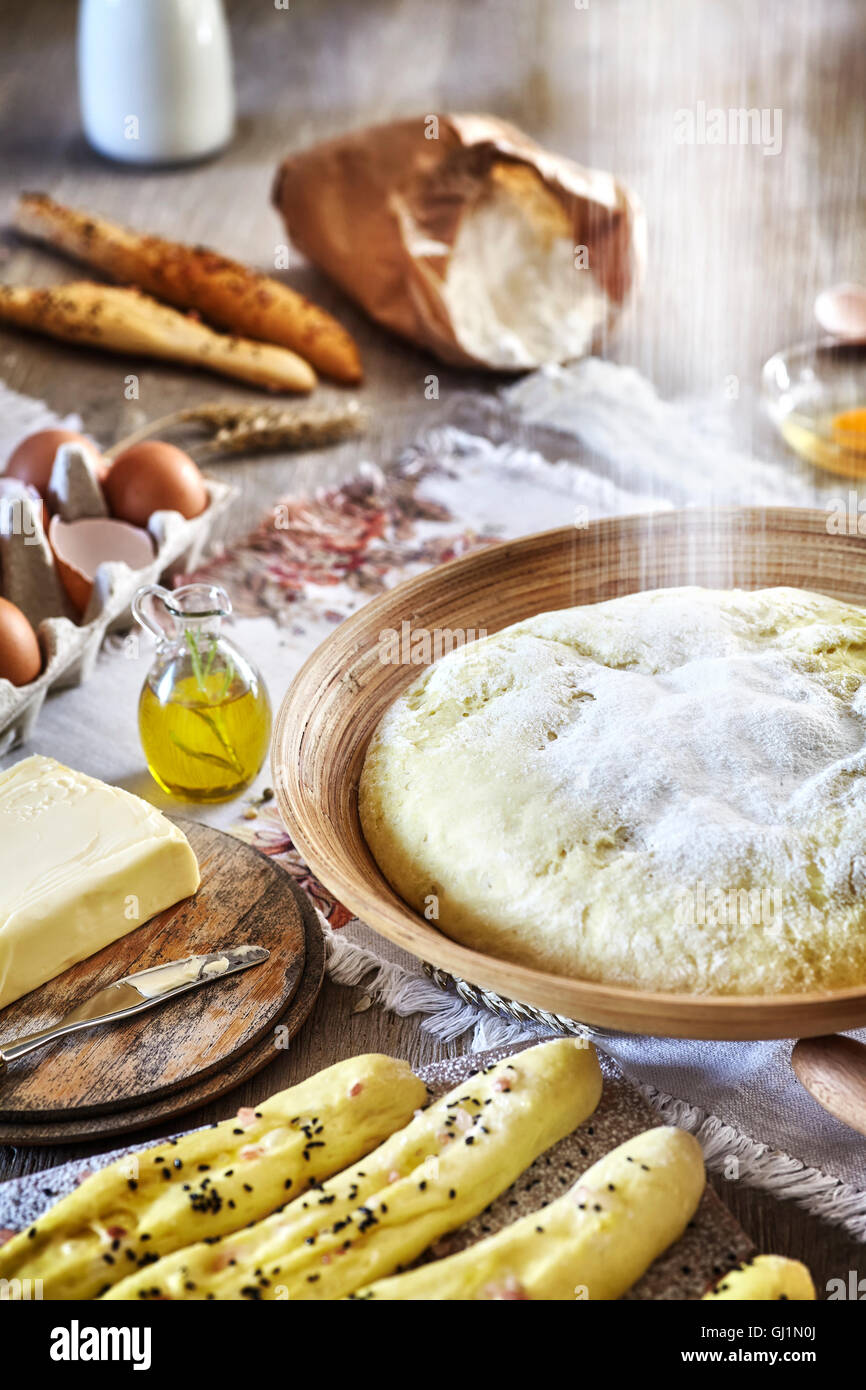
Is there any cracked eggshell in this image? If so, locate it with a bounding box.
[48,514,155,616]
[814,283,866,343]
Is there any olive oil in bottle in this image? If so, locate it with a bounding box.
[133,583,271,802]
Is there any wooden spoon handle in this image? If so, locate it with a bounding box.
[791,1035,866,1137]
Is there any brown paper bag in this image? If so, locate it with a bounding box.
[272,113,645,371]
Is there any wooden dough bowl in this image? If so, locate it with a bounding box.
[273,507,866,1040]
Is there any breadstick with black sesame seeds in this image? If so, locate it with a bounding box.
[702,1255,815,1301]
[355,1126,705,1301]
[0,1055,425,1301]
[104,1039,602,1301]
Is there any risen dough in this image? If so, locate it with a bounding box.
[360,586,866,995]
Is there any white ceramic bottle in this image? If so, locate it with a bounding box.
[77,0,236,165]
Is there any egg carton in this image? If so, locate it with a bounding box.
[0,445,237,754]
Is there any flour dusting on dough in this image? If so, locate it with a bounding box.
[360,587,866,995]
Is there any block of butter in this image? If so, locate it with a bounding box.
[0,755,200,1011]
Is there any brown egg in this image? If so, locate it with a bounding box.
[0,596,42,686]
[49,515,155,616]
[5,429,104,499]
[104,442,208,526]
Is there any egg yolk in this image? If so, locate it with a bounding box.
[832,408,866,457]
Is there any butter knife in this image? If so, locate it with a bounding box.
[0,945,269,1078]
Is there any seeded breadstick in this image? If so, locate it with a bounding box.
[15,193,361,383]
[105,1039,602,1301]
[703,1255,816,1301]
[0,1055,425,1300]
[353,1126,705,1300]
[0,282,317,393]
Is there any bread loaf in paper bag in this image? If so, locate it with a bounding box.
[271,114,645,371]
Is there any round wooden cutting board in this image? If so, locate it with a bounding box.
[0,820,325,1143]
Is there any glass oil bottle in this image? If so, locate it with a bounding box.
[133,582,271,802]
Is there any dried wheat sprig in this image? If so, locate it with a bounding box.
[196,401,367,457]
[106,399,367,460]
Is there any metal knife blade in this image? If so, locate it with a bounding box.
[0,945,270,1074]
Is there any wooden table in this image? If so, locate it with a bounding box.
[1,0,864,1294]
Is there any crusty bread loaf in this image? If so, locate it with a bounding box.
[15,193,361,383]
[0,281,317,392]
